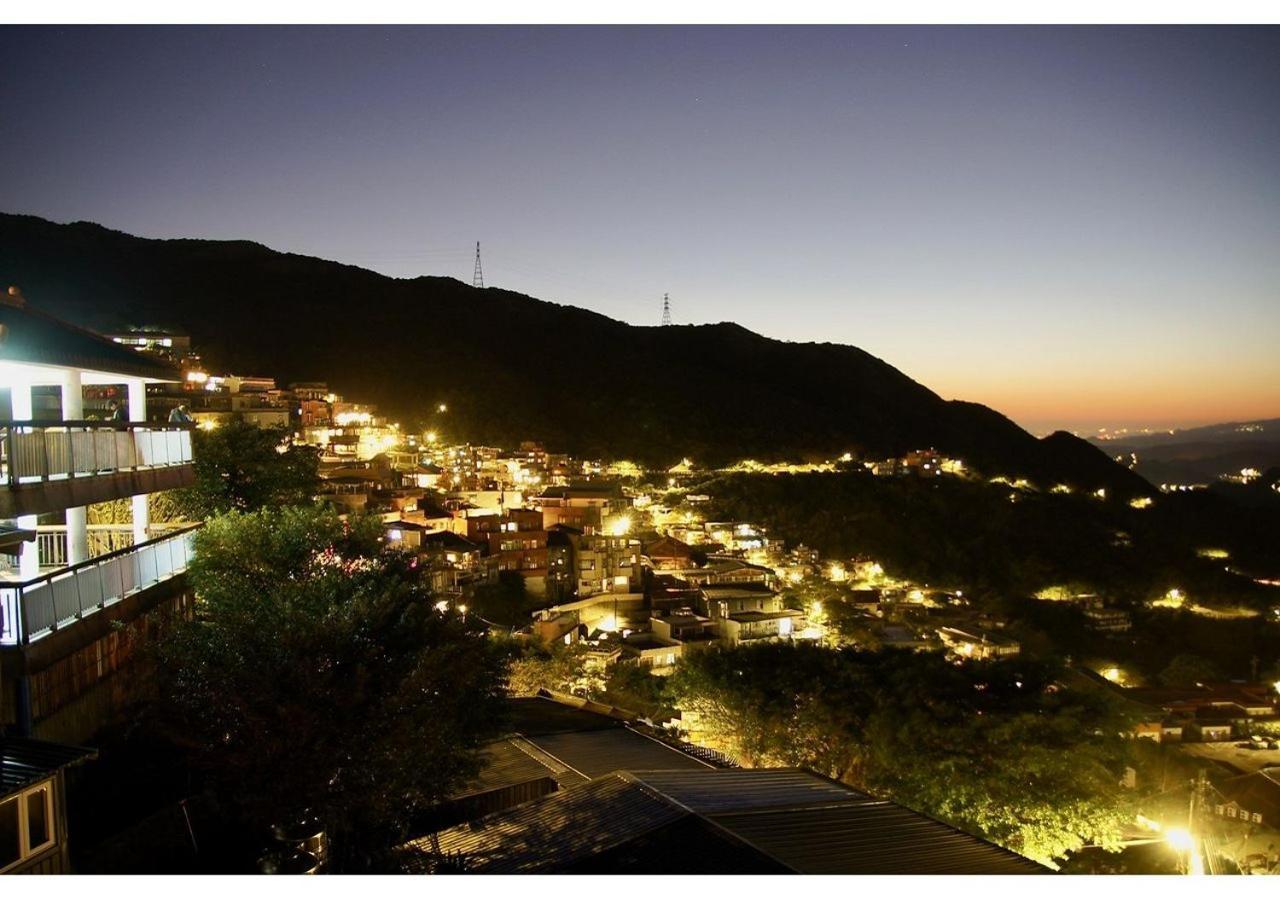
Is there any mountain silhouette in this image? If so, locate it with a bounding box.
[0,212,1148,492]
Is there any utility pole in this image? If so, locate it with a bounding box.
[661,293,672,326]
[472,242,485,289]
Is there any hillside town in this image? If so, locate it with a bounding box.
[2,304,1279,877]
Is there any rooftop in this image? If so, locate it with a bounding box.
[407,767,1047,874]
[0,293,180,382]
[0,737,97,798]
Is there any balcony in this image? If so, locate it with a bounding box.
[0,525,199,646]
[0,423,195,517]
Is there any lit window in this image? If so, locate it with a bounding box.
[0,781,56,873]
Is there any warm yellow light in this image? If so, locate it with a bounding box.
[437,403,448,413]
[426,430,438,443]
[1101,666,1124,684]
[828,563,846,582]
[1130,497,1154,509]
[434,600,449,612]
[609,516,632,537]
[1164,828,1194,852]
[598,614,618,633]
[185,370,208,384]
[198,419,219,431]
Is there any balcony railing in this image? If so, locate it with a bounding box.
[0,421,194,487]
[0,524,200,646]
[29,524,188,569]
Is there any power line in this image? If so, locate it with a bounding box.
[472,242,485,289]
[661,293,672,326]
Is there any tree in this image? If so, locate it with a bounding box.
[176,417,320,518]
[152,506,509,870]
[1158,653,1222,687]
[506,639,592,696]
[671,643,1137,867]
[470,571,532,627]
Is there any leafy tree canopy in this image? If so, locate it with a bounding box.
[176,417,320,518]
[153,505,509,870]
[671,642,1137,866]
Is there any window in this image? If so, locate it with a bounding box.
[0,797,18,871]
[25,785,51,853]
[0,781,56,873]
[1253,813,1263,824]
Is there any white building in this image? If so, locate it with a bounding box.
[0,291,197,740]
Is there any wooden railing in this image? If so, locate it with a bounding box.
[0,524,200,646]
[0,422,193,487]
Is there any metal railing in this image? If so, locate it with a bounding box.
[0,421,193,487]
[31,524,188,569]
[0,524,200,646]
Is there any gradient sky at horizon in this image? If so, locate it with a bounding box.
[1,25,1277,435]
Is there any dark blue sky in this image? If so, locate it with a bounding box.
[2,25,1277,433]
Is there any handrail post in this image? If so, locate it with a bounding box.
[17,584,29,645]
[2,427,12,488]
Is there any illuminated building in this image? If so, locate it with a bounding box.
[0,292,197,739]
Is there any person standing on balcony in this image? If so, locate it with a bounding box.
[168,404,193,425]
[107,400,127,422]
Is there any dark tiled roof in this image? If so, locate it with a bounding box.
[408,774,684,874]
[411,768,1047,874]
[0,738,97,797]
[559,814,791,874]
[713,797,1044,874]
[627,768,868,814]
[456,740,562,799]
[0,300,180,381]
[525,727,714,780]
[501,696,623,737]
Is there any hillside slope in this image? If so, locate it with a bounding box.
[0,212,1147,491]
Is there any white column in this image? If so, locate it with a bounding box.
[127,379,146,423]
[61,371,89,564]
[10,379,38,575]
[10,379,33,420]
[18,514,39,579]
[126,379,151,543]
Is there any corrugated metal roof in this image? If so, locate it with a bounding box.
[560,814,792,874]
[410,773,685,874]
[453,739,564,799]
[711,799,1046,874]
[627,768,869,814]
[502,696,622,736]
[1,738,97,796]
[404,767,1046,875]
[523,727,715,780]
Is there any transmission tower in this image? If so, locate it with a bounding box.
[661,293,672,326]
[472,242,485,289]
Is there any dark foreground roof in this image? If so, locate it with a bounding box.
[0,738,97,797]
[405,767,1048,875]
[0,297,180,381]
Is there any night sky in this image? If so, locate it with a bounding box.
[2,25,1277,434]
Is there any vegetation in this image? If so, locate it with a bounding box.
[470,571,536,627]
[175,417,320,518]
[506,640,595,696]
[702,471,1280,611]
[671,642,1137,867]
[152,506,509,871]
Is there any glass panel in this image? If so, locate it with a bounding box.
[26,785,50,848]
[0,797,19,869]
